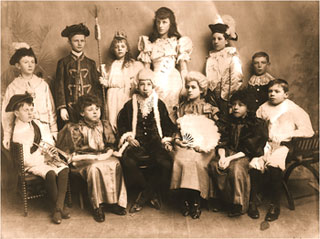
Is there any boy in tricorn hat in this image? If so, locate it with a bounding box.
[7,93,70,224]
[55,23,102,126]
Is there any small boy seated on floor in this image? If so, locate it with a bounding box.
[248,79,314,221]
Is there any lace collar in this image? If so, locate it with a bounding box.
[136,90,156,118]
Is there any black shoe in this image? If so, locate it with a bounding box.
[211,198,222,212]
[228,204,242,217]
[52,208,62,224]
[248,202,259,219]
[150,197,161,210]
[265,204,280,222]
[190,203,201,219]
[181,200,190,217]
[93,206,105,222]
[110,204,127,215]
[129,202,143,213]
[61,206,71,219]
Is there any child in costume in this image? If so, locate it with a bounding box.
[2,43,57,150]
[205,15,243,115]
[55,23,102,125]
[56,94,127,223]
[7,93,69,224]
[99,30,143,134]
[117,68,176,214]
[209,90,268,217]
[246,52,275,112]
[170,71,220,219]
[249,79,314,221]
[137,7,193,121]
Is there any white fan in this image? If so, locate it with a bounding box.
[177,114,220,152]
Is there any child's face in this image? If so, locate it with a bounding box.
[14,103,34,123]
[114,40,128,59]
[156,17,170,37]
[16,56,36,76]
[231,100,248,118]
[80,104,101,122]
[253,56,269,76]
[69,34,86,53]
[138,80,153,98]
[212,32,227,51]
[268,84,288,105]
[186,80,202,101]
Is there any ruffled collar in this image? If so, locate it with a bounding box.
[208,47,237,59]
[248,72,274,86]
[136,90,157,117]
[81,118,101,129]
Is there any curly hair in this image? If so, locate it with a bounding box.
[77,94,102,113]
[109,37,134,69]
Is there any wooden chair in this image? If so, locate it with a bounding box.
[11,142,72,216]
[282,132,319,210]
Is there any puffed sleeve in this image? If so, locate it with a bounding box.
[137,36,152,64]
[1,84,16,142]
[176,36,193,63]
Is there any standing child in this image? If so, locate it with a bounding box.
[2,43,57,150]
[137,7,193,121]
[55,23,101,125]
[117,68,176,213]
[99,30,143,134]
[7,93,70,224]
[56,94,127,223]
[246,52,275,112]
[209,90,268,217]
[170,71,220,219]
[205,15,243,115]
[249,79,314,221]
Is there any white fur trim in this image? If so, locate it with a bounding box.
[119,132,135,148]
[161,137,173,144]
[113,142,129,158]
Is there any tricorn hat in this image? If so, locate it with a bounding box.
[209,15,238,41]
[5,93,33,112]
[61,23,90,38]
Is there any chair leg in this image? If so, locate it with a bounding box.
[66,180,72,208]
[22,181,28,216]
[282,180,295,210]
[303,162,319,184]
[79,192,84,210]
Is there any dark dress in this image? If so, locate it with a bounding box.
[209,113,268,213]
[55,53,102,124]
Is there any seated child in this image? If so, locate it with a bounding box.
[2,43,57,150]
[246,52,275,112]
[7,93,69,224]
[209,90,268,217]
[56,94,127,223]
[170,71,220,219]
[249,79,314,221]
[117,68,176,214]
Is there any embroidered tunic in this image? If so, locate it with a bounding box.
[55,52,101,122]
[205,47,243,101]
[137,36,193,120]
[2,74,57,143]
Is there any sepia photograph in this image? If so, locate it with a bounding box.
[1,0,319,238]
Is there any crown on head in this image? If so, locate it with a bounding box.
[114,30,127,39]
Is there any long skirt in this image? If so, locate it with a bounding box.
[210,157,250,213]
[170,146,214,199]
[76,157,127,209]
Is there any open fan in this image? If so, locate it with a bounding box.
[177,114,220,152]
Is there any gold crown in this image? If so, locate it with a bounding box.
[114,30,127,39]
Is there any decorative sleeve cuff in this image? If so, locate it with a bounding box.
[118,131,135,148]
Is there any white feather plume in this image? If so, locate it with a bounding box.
[177,114,220,152]
[222,15,237,39]
[12,42,30,50]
